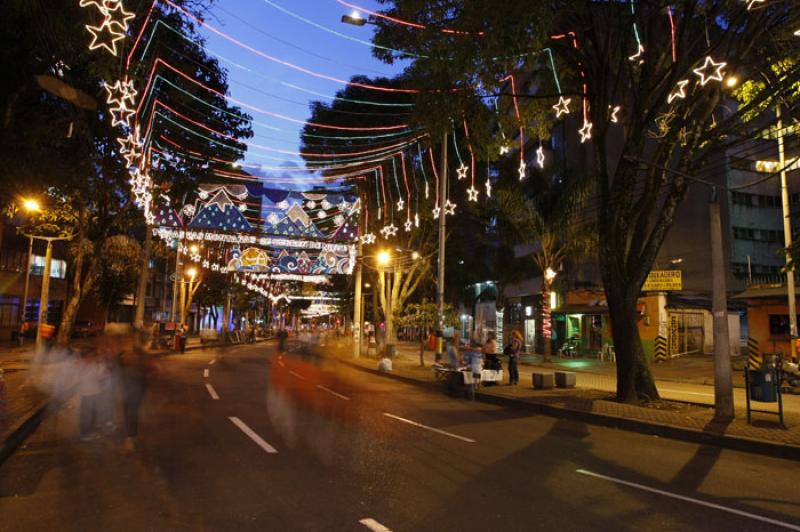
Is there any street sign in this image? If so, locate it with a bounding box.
[642,270,682,291]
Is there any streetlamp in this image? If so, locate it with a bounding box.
[341,10,370,26]
[18,198,40,345]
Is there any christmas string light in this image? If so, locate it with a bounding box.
[462,118,478,202]
[668,79,690,103]
[693,56,727,86]
[417,144,430,200]
[667,7,678,63]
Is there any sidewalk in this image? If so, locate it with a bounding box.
[325,341,800,460]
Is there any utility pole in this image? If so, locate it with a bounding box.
[436,131,448,360]
[171,242,182,323]
[710,191,734,420]
[776,104,797,362]
[133,225,152,330]
[352,204,364,358]
[18,235,33,345]
[385,267,394,358]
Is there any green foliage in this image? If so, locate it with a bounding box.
[95,234,141,311]
[396,300,457,329]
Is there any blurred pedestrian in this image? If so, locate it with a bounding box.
[179,324,188,353]
[78,348,105,441]
[118,335,157,453]
[483,332,502,371]
[463,340,483,401]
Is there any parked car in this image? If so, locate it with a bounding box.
[72,321,100,338]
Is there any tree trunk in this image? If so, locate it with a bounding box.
[133,224,151,330]
[55,252,98,346]
[606,287,659,402]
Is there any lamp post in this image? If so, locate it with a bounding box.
[377,249,394,357]
[17,198,40,345]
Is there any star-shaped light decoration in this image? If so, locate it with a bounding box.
[397,198,405,211]
[380,224,398,239]
[744,0,765,9]
[609,105,621,124]
[202,260,210,268]
[795,28,800,37]
[456,163,469,180]
[536,146,545,169]
[79,0,105,10]
[485,179,492,198]
[360,233,377,245]
[404,219,413,232]
[211,263,220,272]
[628,44,644,64]
[552,96,572,118]
[110,106,134,128]
[467,186,479,202]
[191,253,201,263]
[499,145,510,155]
[104,79,137,108]
[103,0,136,31]
[693,56,726,86]
[86,15,126,56]
[518,160,527,180]
[667,80,690,104]
[444,200,456,216]
[579,120,593,144]
[432,206,441,219]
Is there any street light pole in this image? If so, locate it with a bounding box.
[18,235,33,346]
[352,213,364,358]
[436,131,448,360]
[710,190,734,420]
[776,104,797,362]
[171,242,182,324]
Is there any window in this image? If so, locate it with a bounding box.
[0,296,20,327]
[768,315,800,337]
[30,255,67,279]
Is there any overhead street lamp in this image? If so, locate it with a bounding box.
[341,10,371,26]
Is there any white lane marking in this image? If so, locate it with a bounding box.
[228,417,278,454]
[209,358,217,365]
[359,518,392,531]
[382,413,475,443]
[316,384,350,401]
[576,469,800,531]
[205,383,220,400]
[659,388,713,398]
[203,368,209,378]
[289,370,306,380]
[278,360,286,367]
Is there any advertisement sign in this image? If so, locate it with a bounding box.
[642,270,682,291]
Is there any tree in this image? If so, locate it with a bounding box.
[492,168,594,360]
[370,0,799,402]
[195,271,228,330]
[95,235,142,321]
[0,1,253,344]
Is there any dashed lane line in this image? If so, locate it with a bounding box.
[229,417,278,454]
[316,384,350,401]
[209,358,217,365]
[382,413,475,443]
[205,383,220,400]
[359,518,392,531]
[203,368,209,378]
[576,469,800,531]
[289,370,306,380]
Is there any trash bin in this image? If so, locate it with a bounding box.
[748,368,777,403]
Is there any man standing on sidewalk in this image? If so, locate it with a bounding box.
[506,330,523,386]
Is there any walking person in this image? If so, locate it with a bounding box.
[464,339,483,401]
[78,349,105,441]
[118,334,157,453]
[506,330,523,385]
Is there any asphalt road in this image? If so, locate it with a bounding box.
[1,339,799,532]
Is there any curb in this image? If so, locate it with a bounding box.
[339,359,800,462]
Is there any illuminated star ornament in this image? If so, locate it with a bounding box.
[104,79,137,108]
[499,145,510,155]
[693,56,726,86]
[744,0,764,9]
[360,233,377,245]
[536,146,545,168]
[485,179,492,198]
[380,224,399,239]
[467,186,479,202]
[456,163,469,180]
[86,18,126,56]
[404,219,413,232]
[552,97,572,118]
[668,80,690,104]
[414,213,420,227]
[444,200,456,216]
[579,120,593,143]
[396,198,405,211]
[432,206,441,219]
[518,160,527,180]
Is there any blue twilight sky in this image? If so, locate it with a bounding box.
[196,0,408,182]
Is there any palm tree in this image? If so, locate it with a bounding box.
[493,169,594,361]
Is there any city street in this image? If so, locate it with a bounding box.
[1,339,798,531]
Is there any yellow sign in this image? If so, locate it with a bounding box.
[642,270,682,291]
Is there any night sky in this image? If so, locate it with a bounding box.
[196,0,407,182]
